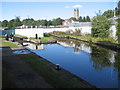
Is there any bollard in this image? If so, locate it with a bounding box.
[56,64,61,70]
[35,34,38,39]
[12,38,15,42]
[6,34,9,41]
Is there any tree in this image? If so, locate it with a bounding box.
[22,18,35,26]
[0,21,2,27]
[47,20,52,26]
[14,17,22,27]
[7,19,15,29]
[118,0,120,10]
[83,17,86,22]
[70,17,77,21]
[116,19,120,43]
[78,16,82,22]
[52,17,64,26]
[116,1,120,43]
[2,20,8,27]
[86,16,90,22]
[91,15,112,38]
[102,10,114,18]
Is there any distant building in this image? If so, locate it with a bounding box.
[62,19,75,25]
[0,27,8,30]
[74,9,79,20]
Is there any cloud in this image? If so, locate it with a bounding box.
[65,4,82,9]
[65,6,70,8]
[72,5,82,8]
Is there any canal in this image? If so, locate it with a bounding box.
[24,39,119,88]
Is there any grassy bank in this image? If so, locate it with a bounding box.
[19,54,94,88]
[52,34,119,46]
[14,34,56,43]
[0,38,18,48]
[40,37,56,43]
[14,34,28,38]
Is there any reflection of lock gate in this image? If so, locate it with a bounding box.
[56,64,61,70]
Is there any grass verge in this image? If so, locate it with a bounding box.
[0,38,18,48]
[40,37,56,43]
[53,34,119,45]
[14,34,28,38]
[19,54,90,88]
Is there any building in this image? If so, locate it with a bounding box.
[0,27,8,30]
[62,19,75,25]
[74,9,79,20]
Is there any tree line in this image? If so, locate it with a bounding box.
[70,16,91,22]
[0,16,91,30]
[0,17,64,30]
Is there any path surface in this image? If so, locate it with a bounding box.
[2,47,52,88]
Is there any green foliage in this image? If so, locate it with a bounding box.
[73,28,81,36]
[78,16,82,22]
[47,20,52,26]
[5,17,22,29]
[22,18,34,26]
[118,1,120,9]
[40,37,55,43]
[14,17,22,27]
[91,15,112,38]
[91,46,111,71]
[78,16,91,22]
[86,16,90,22]
[52,17,64,26]
[102,10,114,18]
[102,7,120,18]
[70,17,77,21]
[2,20,8,27]
[0,21,1,27]
[116,19,120,43]
[83,17,86,22]
[0,38,18,48]
[7,19,15,29]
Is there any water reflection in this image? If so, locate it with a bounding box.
[57,40,91,54]
[58,40,119,72]
[23,42,44,50]
[24,39,119,88]
[90,46,116,71]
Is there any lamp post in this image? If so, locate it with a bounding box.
[114,0,116,17]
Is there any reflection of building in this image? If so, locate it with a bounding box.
[57,41,91,53]
[74,47,79,53]
[24,43,44,50]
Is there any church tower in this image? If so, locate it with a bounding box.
[74,9,79,20]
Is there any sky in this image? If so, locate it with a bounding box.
[1,0,119,21]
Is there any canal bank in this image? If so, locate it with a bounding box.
[1,39,96,88]
[51,34,120,51]
[26,39,119,88]
[2,36,119,88]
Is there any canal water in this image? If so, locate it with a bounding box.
[24,39,120,88]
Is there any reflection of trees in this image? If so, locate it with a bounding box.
[91,46,111,71]
[114,52,120,71]
[114,52,120,80]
